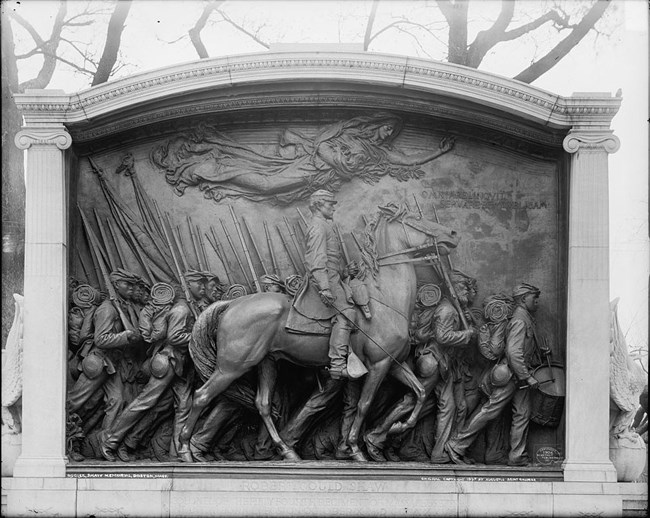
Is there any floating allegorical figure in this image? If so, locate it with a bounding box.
[150,113,455,204]
[446,283,549,467]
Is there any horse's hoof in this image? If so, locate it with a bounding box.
[279,446,301,461]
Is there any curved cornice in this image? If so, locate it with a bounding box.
[14,51,621,145]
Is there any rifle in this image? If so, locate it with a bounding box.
[242,216,269,275]
[413,194,468,330]
[296,207,309,227]
[350,231,364,254]
[334,224,351,264]
[230,207,262,293]
[196,226,211,271]
[264,221,280,277]
[209,226,234,284]
[75,247,91,284]
[283,216,304,256]
[187,216,205,270]
[94,209,119,270]
[220,218,253,291]
[110,202,155,285]
[106,216,128,268]
[295,208,309,241]
[78,206,135,332]
[276,225,302,274]
[171,225,190,272]
[159,213,199,319]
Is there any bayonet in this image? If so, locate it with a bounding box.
[230,207,262,292]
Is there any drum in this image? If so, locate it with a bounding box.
[530,364,565,427]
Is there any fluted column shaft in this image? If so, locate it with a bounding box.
[13,125,72,478]
[562,129,620,482]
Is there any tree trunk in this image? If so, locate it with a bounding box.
[441,0,470,66]
[92,0,133,86]
[1,60,25,348]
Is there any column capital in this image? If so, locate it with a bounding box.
[15,125,72,150]
[563,129,620,154]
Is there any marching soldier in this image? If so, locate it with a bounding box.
[100,272,205,462]
[423,272,478,463]
[445,283,547,466]
[67,269,142,433]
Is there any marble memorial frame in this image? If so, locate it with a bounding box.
[8,51,623,516]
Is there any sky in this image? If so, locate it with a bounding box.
[6,0,648,356]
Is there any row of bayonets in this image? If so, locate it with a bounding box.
[76,199,365,326]
[77,155,468,331]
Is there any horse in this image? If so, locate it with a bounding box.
[178,203,459,462]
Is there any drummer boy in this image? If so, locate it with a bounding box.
[445,282,548,467]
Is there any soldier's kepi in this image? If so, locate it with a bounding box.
[301,190,360,380]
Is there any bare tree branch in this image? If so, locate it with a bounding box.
[92,0,132,86]
[502,10,572,41]
[436,0,469,65]
[1,6,20,93]
[19,0,67,91]
[368,18,447,48]
[466,0,514,67]
[216,8,270,49]
[514,0,610,84]
[7,10,46,47]
[189,0,224,59]
[363,0,380,51]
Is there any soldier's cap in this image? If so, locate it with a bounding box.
[512,282,541,298]
[450,269,475,285]
[260,274,285,287]
[205,273,221,284]
[133,275,151,290]
[109,268,140,284]
[310,189,337,204]
[184,269,210,283]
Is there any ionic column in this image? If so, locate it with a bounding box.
[12,125,72,478]
[562,129,620,482]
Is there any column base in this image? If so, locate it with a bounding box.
[562,459,618,482]
[12,455,67,478]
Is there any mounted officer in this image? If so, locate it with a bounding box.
[293,190,359,380]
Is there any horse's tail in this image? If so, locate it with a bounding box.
[189,300,232,383]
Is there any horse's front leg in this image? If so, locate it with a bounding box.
[179,370,241,462]
[385,361,427,436]
[256,357,300,461]
[346,357,392,462]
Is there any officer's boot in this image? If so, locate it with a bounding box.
[328,317,353,380]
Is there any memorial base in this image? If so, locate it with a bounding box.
[4,462,628,517]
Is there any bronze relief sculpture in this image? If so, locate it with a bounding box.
[150,113,454,204]
[66,112,563,467]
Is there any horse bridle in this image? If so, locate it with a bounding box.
[376,214,442,267]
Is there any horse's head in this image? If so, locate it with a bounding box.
[377,202,459,254]
[358,202,459,280]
